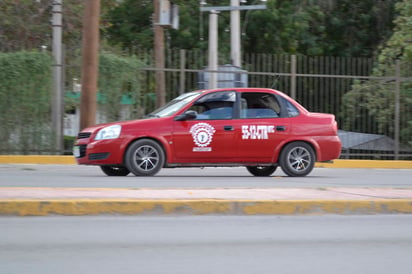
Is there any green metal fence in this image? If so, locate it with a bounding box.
[1,49,411,159]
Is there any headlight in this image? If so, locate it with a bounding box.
[94,125,122,140]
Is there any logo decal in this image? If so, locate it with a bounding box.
[190,123,216,151]
[242,125,275,140]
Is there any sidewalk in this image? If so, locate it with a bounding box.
[1,187,412,216]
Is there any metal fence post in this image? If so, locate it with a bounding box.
[290,54,296,99]
[394,59,400,160]
[180,49,185,94]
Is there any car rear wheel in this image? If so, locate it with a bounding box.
[125,139,165,176]
[100,165,130,176]
[279,142,315,177]
[246,166,277,176]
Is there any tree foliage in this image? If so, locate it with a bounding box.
[102,0,154,52]
[342,0,412,145]
[316,0,397,57]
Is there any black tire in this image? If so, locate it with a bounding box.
[125,139,165,176]
[246,166,277,176]
[279,142,315,177]
[100,165,130,176]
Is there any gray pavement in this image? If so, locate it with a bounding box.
[2,215,411,274]
[1,164,412,188]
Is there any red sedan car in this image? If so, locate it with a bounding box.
[73,88,341,177]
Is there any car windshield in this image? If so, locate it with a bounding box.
[146,91,202,118]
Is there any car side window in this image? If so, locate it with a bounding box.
[280,97,300,117]
[188,91,236,120]
[240,92,280,119]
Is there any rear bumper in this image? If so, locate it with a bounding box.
[315,136,342,161]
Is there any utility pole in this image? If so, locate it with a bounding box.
[154,0,166,108]
[201,1,266,70]
[52,0,63,153]
[80,0,100,130]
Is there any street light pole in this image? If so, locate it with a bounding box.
[230,0,241,67]
[208,11,219,89]
[52,0,63,153]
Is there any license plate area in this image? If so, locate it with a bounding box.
[73,146,80,158]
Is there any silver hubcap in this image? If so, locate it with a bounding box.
[134,145,159,171]
[287,147,311,172]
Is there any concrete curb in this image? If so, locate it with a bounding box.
[0,155,411,169]
[1,199,412,216]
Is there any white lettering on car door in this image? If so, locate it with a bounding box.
[242,125,275,140]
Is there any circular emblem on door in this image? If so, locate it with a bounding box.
[190,123,216,147]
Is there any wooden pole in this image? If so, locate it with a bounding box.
[154,0,166,108]
[80,0,100,130]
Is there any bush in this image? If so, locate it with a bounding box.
[0,51,53,154]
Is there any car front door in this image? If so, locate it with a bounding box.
[172,91,237,163]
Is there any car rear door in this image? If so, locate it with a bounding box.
[233,91,290,162]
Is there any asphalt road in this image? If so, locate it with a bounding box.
[0,164,411,188]
[1,215,411,274]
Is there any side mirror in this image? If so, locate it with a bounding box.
[174,110,197,121]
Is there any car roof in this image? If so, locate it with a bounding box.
[194,88,309,114]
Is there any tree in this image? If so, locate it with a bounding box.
[0,0,82,51]
[103,0,400,57]
[0,0,118,52]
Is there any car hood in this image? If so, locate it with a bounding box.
[81,117,165,134]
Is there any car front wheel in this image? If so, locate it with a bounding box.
[125,139,165,176]
[279,142,315,177]
[246,166,277,176]
[100,165,130,176]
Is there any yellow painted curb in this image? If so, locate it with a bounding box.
[0,155,76,165]
[316,159,412,169]
[1,199,411,216]
[0,155,411,168]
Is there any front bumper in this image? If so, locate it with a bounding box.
[74,139,124,165]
